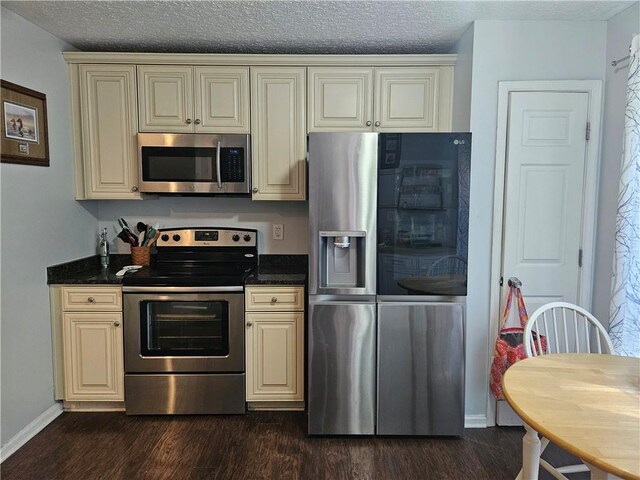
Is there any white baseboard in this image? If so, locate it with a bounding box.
[1,403,63,463]
[464,414,487,428]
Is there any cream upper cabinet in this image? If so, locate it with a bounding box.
[137,66,193,132]
[65,54,456,201]
[375,67,453,132]
[195,67,250,133]
[308,67,373,131]
[245,286,305,403]
[308,66,453,132]
[75,64,140,199]
[250,67,306,201]
[138,65,249,133]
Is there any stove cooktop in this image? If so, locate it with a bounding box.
[122,227,258,287]
[122,263,255,287]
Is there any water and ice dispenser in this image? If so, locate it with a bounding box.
[319,231,366,288]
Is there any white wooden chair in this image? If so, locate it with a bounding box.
[518,302,615,480]
[427,255,467,276]
[524,302,614,358]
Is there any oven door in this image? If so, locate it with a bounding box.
[123,290,244,373]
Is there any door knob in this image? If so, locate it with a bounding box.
[508,277,522,288]
[252,187,259,194]
[194,119,201,125]
[366,121,372,126]
[271,297,278,303]
[375,121,381,127]
[186,118,192,124]
[87,297,95,303]
[131,186,139,192]
[113,321,120,327]
[246,322,253,327]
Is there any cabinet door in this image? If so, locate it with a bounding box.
[79,65,140,199]
[195,67,249,133]
[137,65,194,132]
[308,67,373,132]
[251,67,306,200]
[246,312,304,401]
[374,67,453,132]
[63,312,124,401]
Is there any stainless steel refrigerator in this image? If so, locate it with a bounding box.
[308,132,470,436]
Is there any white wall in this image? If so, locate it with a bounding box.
[97,198,309,254]
[465,20,607,421]
[450,23,474,132]
[0,7,99,447]
[592,3,639,325]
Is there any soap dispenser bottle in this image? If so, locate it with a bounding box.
[99,227,109,268]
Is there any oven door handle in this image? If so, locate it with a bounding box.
[122,286,243,293]
[216,140,223,189]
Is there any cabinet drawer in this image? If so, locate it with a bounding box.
[62,287,122,311]
[245,286,304,311]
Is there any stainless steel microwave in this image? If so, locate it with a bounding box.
[138,133,250,195]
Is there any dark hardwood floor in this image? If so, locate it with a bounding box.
[2,412,587,480]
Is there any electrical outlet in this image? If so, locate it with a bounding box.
[273,224,284,241]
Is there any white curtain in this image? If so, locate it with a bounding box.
[610,34,640,357]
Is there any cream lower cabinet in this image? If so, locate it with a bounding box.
[71,64,140,199]
[52,286,124,404]
[63,312,124,401]
[308,66,453,132]
[245,286,304,406]
[250,67,306,201]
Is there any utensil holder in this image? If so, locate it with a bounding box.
[130,246,151,266]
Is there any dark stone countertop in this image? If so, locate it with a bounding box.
[244,254,307,286]
[47,255,133,285]
[48,254,308,286]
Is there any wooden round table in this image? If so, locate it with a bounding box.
[503,353,640,480]
[397,275,466,295]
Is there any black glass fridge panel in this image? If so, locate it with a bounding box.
[377,133,471,296]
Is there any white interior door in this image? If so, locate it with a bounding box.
[501,91,590,319]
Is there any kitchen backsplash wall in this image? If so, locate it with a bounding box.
[97,197,309,254]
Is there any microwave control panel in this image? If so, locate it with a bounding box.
[221,148,245,182]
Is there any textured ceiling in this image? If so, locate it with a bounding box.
[2,1,636,54]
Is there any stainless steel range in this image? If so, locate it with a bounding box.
[122,227,257,415]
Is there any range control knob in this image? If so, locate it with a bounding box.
[172,234,181,242]
[161,234,169,242]
[232,234,240,242]
[244,234,252,242]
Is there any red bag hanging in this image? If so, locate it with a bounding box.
[490,284,547,399]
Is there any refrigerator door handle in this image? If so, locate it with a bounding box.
[310,295,377,304]
[377,295,467,304]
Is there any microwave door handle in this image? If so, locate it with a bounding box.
[216,141,223,189]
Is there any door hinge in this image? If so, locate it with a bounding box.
[578,248,583,268]
[499,276,504,286]
[586,122,591,141]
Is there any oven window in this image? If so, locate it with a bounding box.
[140,301,229,356]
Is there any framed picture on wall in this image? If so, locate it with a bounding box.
[1,80,49,167]
[380,133,401,169]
